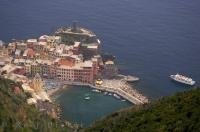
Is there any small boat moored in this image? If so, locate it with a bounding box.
[84,97,90,100]
[92,89,101,93]
[108,93,112,96]
[103,91,108,95]
[113,94,121,99]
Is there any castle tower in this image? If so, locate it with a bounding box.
[73,21,78,31]
[71,21,80,32]
[31,73,44,93]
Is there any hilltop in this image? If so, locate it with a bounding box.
[84,88,200,132]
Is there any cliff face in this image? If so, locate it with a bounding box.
[85,88,200,132]
[0,78,71,132]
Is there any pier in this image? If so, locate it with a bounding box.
[91,79,148,105]
[118,74,140,82]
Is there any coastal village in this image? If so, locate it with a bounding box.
[0,22,148,119]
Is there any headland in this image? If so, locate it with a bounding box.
[0,22,148,118]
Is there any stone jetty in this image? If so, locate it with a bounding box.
[91,79,148,105]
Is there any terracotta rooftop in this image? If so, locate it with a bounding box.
[58,58,75,67]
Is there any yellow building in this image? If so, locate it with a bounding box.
[0,47,9,57]
[31,63,42,76]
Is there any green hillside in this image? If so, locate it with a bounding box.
[85,88,200,132]
[1,77,200,132]
[0,78,73,132]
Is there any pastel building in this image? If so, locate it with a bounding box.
[5,33,102,84]
[55,60,95,83]
[16,42,27,51]
[25,64,31,74]
[27,39,37,49]
[23,48,35,59]
[31,62,42,76]
[30,60,53,77]
[34,42,47,52]
[15,49,21,58]
[72,41,81,55]
[0,46,9,57]
[39,35,49,42]
[7,43,16,54]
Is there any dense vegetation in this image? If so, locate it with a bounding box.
[0,78,72,132]
[1,77,200,132]
[56,33,94,45]
[85,88,200,132]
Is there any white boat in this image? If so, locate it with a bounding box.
[92,89,101,93]
[97,39,101,44]
[84,97,90,100]
[170,73,195,86]
[121,99,126,102]
[103,92,108,95]
[113,94,121,99]
[108,93,112,96]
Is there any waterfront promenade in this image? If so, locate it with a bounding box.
[45,77,149,105]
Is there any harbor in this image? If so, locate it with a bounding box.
[55,85,131,127]
[44,75,149,105]
[91,79,148,104]
[0,20,149,106]
[0,19,152,128]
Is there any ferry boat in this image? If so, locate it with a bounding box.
[170,73,195,86]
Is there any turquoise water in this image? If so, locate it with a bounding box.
[55,86,131,126]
